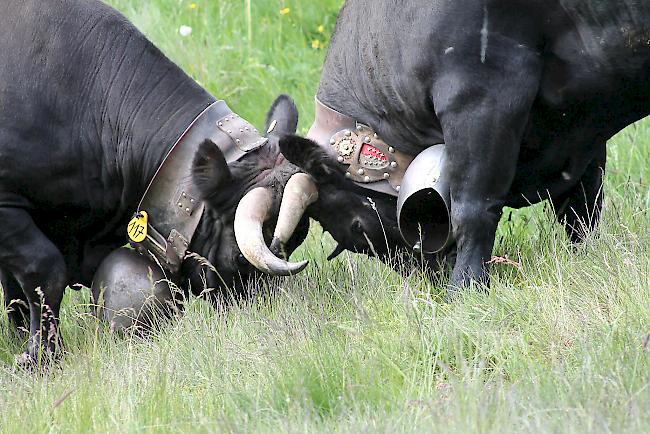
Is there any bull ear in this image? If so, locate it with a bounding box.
[265,94,299,137]
[279,135,340,183]
[192,139,232,200]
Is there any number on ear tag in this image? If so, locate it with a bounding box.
[127,211,149,243]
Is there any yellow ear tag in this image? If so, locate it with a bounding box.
[127,211,149,243]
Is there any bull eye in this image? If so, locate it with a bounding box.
[236,253,249,266]
[351,219,364,234]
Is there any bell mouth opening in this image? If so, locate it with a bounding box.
[398,188,451,254]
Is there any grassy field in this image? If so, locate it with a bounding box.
[1,0,650,432]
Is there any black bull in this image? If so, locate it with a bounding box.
[0,0,312,362]
[280,0,650,294]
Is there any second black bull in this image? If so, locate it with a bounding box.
[280,0,650,293]
[0,0,313,362]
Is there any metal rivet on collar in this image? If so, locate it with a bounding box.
[178,203,182,207]
[217,121,223,126]
[345,172,351,178]
[330,138,336,145]
[384,173,390,179]
[345,130,352,137]
[390,161,398,168]
[337,156,344,163]
[356,125,363,131]
[364,176,370,182]
[396,185,401,192]
[357,168,365,175]
[388,146,395,153]
[364,136,371,143]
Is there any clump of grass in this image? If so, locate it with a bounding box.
[1,1,649,433]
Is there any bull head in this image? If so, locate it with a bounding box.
[277,134,403,259]
[185,96,315,296]
[276,132,455,277]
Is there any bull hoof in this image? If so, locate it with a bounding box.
[444,287,462,303]
[16,336,63,370]
[15,349,61,371]
[15,352,34,367]
[445,280,490,302]
[14,352,43,372]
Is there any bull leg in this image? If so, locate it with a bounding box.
[432,41,542,294]
[0,208,67,364]
[1,269,29,332]
[389,244,456,281]
[553,145,606,243]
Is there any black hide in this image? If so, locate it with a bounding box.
[0,0,307,362]
[281,0,650,293]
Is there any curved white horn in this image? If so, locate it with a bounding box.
[234,187,308,276]
[270,173,319,255]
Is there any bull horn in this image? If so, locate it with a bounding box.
[270,173,319,256]
[234,187,308,276]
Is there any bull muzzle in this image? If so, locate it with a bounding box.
[396,144,452,254]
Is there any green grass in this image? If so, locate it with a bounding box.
[1,0,650,432]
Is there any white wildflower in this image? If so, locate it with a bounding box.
[179,25,192,37]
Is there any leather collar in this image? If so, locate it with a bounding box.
[307,98,415,197]
[130,100,267,273]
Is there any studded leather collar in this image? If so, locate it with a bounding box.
[306,98,415,197]
[130,100,267,273]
